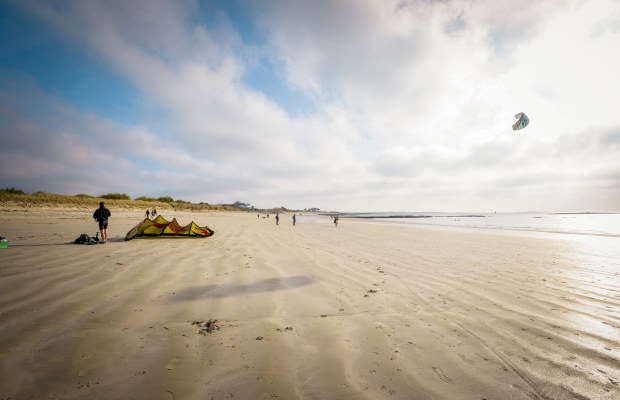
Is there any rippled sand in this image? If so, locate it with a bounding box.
[0,209,618,399]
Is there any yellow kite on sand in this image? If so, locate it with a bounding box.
[125,215,214,240]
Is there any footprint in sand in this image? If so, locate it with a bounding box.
[432,367,452,383]
[475,353,490,362]
[407,341,425,352]
[161,390,175,400]
[457,354,474,365]
[510,383,537,398]
[76,381,99,389]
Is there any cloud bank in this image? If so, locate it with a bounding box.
[1,0,619,211]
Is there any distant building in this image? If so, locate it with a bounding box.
[218,201,253,209]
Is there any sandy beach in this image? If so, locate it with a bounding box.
[0,208,618,400]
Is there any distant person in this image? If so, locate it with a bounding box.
[276,213,279,225]
[93,201,111,243]
[152,208,157,217]
[334,216,339,227]
[257,213,260,219]
[145,209,150,219]
[292,214,296,226]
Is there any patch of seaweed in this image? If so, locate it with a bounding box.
[191,319,220,335]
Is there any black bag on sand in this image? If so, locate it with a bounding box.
[75,234,90,244]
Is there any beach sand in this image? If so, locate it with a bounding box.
[0,208,618,399]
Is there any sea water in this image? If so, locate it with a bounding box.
[339,212,620,237]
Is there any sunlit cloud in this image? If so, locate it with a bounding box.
[1,0,619,211]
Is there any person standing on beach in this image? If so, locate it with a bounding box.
[93,201,111,243]
[145,209,150,219]
[334,216,339,227]
[292,214,296,226]
[276,213,279,225]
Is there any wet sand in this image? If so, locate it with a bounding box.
[0,208,618,399]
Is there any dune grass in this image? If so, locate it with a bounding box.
[0,190,250,212]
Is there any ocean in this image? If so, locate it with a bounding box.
[337,212,620,237]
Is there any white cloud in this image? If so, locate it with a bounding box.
[2,0,619,211]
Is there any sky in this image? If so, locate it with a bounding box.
[1,0,619,212]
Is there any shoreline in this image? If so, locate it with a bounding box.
[354,217,620,239]
[341,212,620,238]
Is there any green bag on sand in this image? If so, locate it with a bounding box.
[75,234,90,244]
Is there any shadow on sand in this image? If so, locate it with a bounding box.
[7,235,204,247]
[8,242,74,247]
[164,275,317,302]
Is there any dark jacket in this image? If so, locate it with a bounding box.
[93,206,111,222]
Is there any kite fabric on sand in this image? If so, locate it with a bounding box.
[125,215,214,240]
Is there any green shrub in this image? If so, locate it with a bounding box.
[134,196,156,202]
[100,193,131,200]
[1,187,25,195]
[157,196,174,203]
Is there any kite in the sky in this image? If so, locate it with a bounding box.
[512,112,529,131]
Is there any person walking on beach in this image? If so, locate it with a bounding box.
[275,213,279,225]
[93,201,111,243]
[292,214,296,226]
[334,216,339,227]
[145,209,150,219]
[152,208,157,217]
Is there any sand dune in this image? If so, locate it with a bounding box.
[0,209,618,399]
